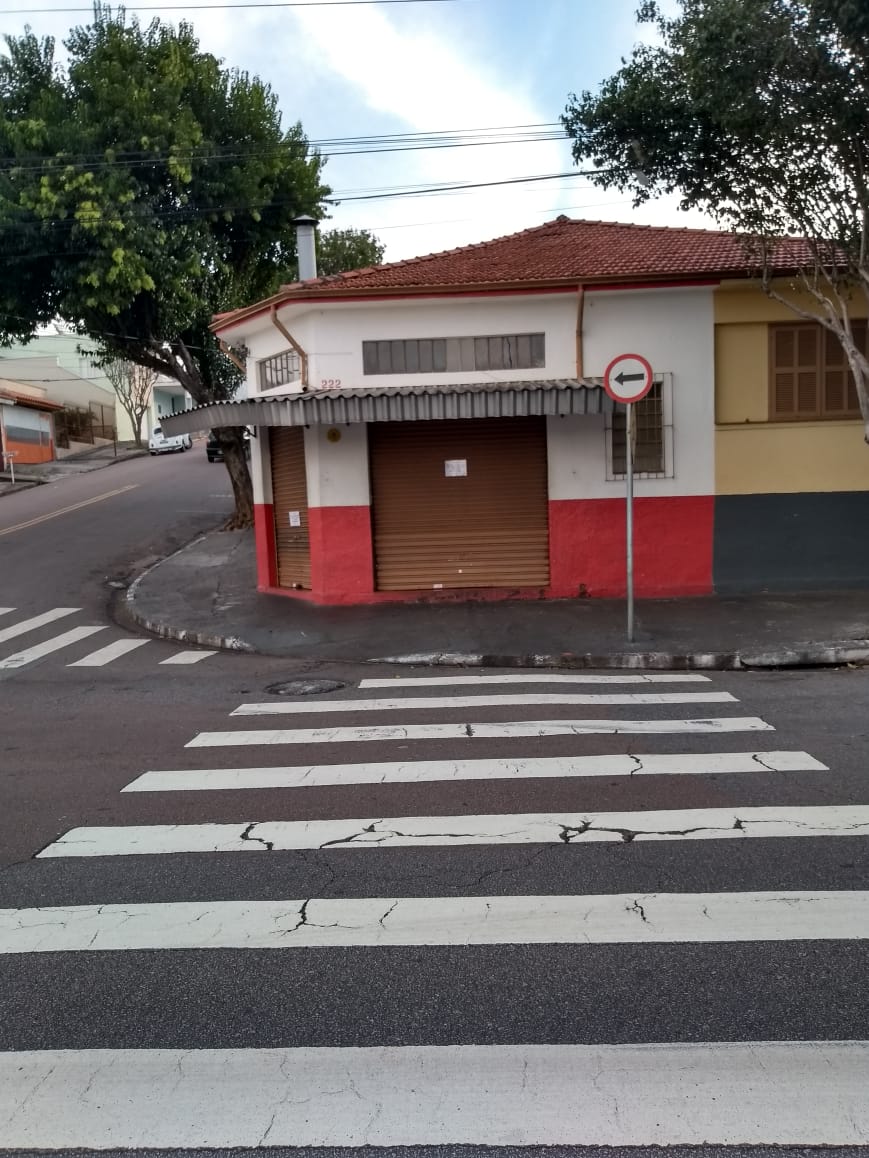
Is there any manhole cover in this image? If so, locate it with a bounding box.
[265,678,346,696]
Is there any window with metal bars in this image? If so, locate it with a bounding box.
[610,380,666,476]
[259,349,301,390]
[362,333,545,375]
[769,321,866,421]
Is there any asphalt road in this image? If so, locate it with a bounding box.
[2,458,869,1153]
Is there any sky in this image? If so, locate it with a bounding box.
[0,0,715,262]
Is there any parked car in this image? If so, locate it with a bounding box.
[207,431,251,462]
[206,433,224,463]
[149,426,191,455]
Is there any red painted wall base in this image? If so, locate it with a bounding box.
[308,505,374,601]
[254,497,715,604]
[253,503,277,590]
[548,495,714,598]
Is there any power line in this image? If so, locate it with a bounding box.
[0,168,604,236]
[0,125,568,176]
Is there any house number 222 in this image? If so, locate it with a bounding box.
[320,378,341,388]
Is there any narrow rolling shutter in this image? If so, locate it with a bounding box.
[370,417,549,591]
[270,427,310,589]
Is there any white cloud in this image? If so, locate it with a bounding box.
[284,0,581,259]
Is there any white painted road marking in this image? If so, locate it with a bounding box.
[68,638,149,667]
[3,891,867,953]
[360,673,713,687]
[0,484,139,538]
[0,608,14,616]
[123,750,828,793]
[0,626,105,671]
[2,1042,869,1148]
[231,692,738,716]
[37,803,869,857]
[0,607,79,645]
[160,650,217,665]
[187,717,773,748]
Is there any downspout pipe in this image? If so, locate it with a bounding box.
[270,307,310,390]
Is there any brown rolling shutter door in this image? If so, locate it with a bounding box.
[370,417,549,591]
[270,427,310,589]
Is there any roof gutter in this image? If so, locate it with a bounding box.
[270,305,309,391]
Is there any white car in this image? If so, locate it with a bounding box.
[149,426,191,455]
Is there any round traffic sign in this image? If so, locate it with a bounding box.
[603,353,654,404]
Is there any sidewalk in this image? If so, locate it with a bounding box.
[124,528,869,669]
[0,444,148,491]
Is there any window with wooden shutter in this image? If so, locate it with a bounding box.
[769,321,865,421]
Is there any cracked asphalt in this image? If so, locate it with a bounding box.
[4,456,869,1152]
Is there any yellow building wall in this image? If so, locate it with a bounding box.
[715,281,868,495]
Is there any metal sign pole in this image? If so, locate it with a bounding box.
[626,401,635,643]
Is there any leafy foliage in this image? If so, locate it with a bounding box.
[314,227,385,278]
[562,0,869,429]
[0,7,330,522]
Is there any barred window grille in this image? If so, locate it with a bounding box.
[609,379,668,477]
[259,349,301,390]
[362,333,545,375]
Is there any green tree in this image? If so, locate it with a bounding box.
[315,227,385,278]
[562,0,869,435]
[0,9,330,524]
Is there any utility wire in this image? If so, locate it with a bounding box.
[0,168,604,236]
[0,125,568,176]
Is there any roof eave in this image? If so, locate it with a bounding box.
[212,269,780,335]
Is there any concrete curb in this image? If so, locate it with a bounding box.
[371,641,869,670]
[124,536,255,653]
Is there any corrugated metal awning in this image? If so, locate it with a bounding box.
[160,378,612,434]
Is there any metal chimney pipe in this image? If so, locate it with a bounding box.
[294,215,318,281]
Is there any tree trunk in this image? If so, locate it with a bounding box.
[121,401,143,448]
[218,426,254,529]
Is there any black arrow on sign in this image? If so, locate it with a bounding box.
[614,370,646,386]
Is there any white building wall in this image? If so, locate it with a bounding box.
[235,294,579,396]
[304,424,370,508]
[303,294,578,390]
[548,287,715,501]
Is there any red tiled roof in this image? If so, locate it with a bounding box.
[213,216,814,331]
[0,386,64,411]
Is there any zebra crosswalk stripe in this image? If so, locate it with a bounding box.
[359,673,713,686]
[68,638,150,667]
[36,803,869,857]
[2,1042,868,1148]
[230,691,738,715]
[2,890,867,952]
[0,607,80,645]
[122,750,828,793]
[160,650,217,665]
[187,716,773,747]
[0,626,105,670]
